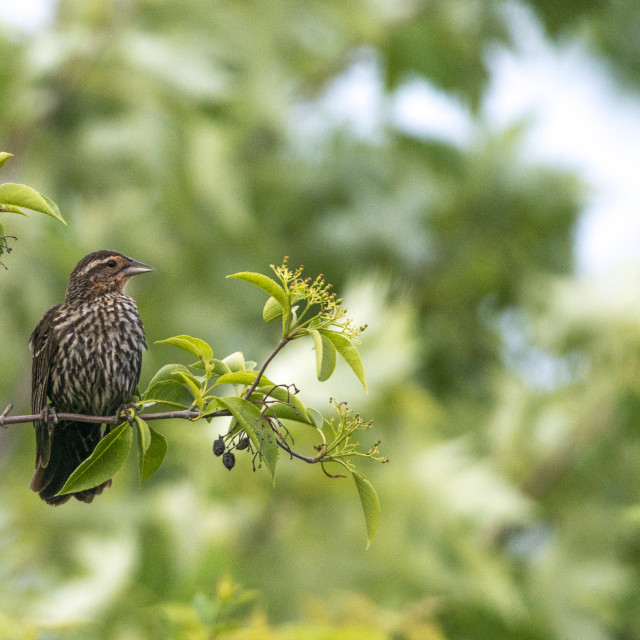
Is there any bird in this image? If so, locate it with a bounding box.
[29,250,153,505]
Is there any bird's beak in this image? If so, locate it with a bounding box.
[124,258,154,276]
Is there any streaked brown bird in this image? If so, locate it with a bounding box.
[30,250,153,505]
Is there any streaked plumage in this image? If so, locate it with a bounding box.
[30,250,152,505]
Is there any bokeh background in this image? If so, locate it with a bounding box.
[2,1,640,638]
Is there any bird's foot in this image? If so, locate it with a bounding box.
[115,402,141,425]
[41,405,59,426]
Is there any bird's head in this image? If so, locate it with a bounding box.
[65,250,154,300]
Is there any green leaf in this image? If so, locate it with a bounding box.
[0,152,13,169]
[262,296,283,322]
[135,415,151,454]
[352,471,380,549]
[222,351,245,372]
[257,384,310,423]
[0,183,66,224]
[139,425,168,485]
[176,371,204,410]
[215,370,274,388]
[58,422,132,496]
[156,335,213,362]
[190,358,232,376]
[40,193,64,222]
[142,364,195,409]
[320,331,367,391]
[228,272,289,314]
[211,358,232,375]
[135,415,150,484]
[0,204,29,216]
[263,401,314,426]
[307,407,325,429]
[203,396,225,418]
[0,221,4,236]
[217,396,278,482]
[309,329,337,381]
[145,363,193,389]
[135,416,151,455]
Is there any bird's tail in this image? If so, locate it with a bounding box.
[30,421,112,505]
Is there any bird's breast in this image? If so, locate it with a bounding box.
[49,295,146,415]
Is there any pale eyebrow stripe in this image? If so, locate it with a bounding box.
[78,259,103,275]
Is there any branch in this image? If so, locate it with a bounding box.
[243,336,289,400]
[0,404,230,427]
[1,334,309,462]
[275,438,318,464]
[0,402,329,467]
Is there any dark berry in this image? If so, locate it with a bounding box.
[236,437,250,450]
[213,437,225,456]
[222,451,236,470]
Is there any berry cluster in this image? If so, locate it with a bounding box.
[213,433,251,471]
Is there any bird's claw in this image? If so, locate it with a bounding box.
[41,405,59,425]
[116,402,141,425]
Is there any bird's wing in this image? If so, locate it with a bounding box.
[29,303,63,469]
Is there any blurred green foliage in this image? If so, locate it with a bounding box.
[1,0,640,638]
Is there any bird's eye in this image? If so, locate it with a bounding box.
[106,259,117,268]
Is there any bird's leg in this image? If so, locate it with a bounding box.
[41,404,59,439]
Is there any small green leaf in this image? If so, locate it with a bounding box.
[176,371,204,410]
[264,402,314,426]
[0,183,66,224]
[320,331,367,391]
[0,221,4,236]
[352,471,380,549]
[0,152,13,169]
[217,396,278,482]
[262,296,283,322]
[40,193,63,222]
[0,204,29,216]
[211,358,232,375]
[142,364,195,409]
[203,396,225,418]
[190,358,232,375]
[307,407,325,429]
[156,335,213,362]
[257,384,310,423]
[309,329,337,381]
[222,351,245,372]
[135,416,150,484]
[58,422,132,495]
[145,364,192,389]
[135,415,151,454]
[228,272,289,313]
[215,370,274,388]
[139,426,168,485]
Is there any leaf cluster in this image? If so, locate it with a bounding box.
[57,261,384,546]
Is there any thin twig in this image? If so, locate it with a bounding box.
[0,403,13,427]
[243,337,289,400]
[275,438,318,464]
